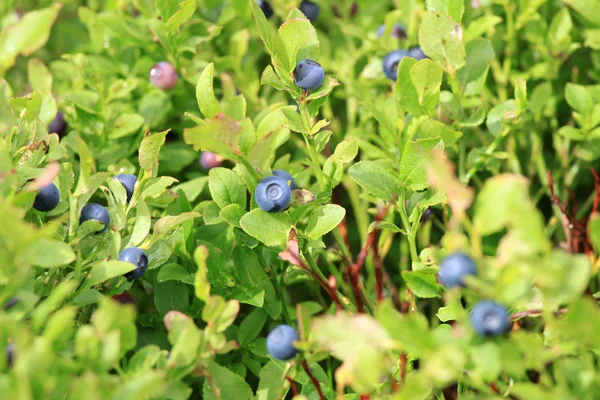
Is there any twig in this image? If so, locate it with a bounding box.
[302,360,325,400]
[372,243,384,302]
[399,353,407,382]
[286,376,299,396]
[509,308,568,321]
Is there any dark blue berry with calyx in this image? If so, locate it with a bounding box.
[49,112,67,136]
[470,301,510,337]
[119,247,149,280]
[383,50,409,81]
[294,59,325,91]
[33,183,60,212]
[79,203,111,233]
[255,176,292,212]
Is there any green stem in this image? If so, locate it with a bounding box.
[398,194,418,267]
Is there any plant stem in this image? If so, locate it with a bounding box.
[302,360,326,400]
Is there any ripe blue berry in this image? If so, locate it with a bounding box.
[408,46,428,61]
[294,59,325,91]
[272,170,296,190]
[48,112,67,136]
[300,0,319,22]
[377,23,406,40]
[266,324,299,360]
[33,183,60,212]
[200,151,223,170]
[255,176,292,212]
[258,0,273,18]
[79,204,110,233]
[119,247,149,280]
[383,50,409,81]
[115,174,137,202]
[470,301,510,337]
[421,207,433,222]
[149,61,178,90]
[438,252,477,288]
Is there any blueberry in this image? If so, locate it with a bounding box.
[470,301,510,337]
[383,50,409,81]
[258,0,273,18]
[115,174,137,202]
[420,207,433,222]
[255,176,292,212]
[299,0,319,22]
[266,324,299,360]
[149,61,178,90]
[294,59,325,91]
[48,112,67,136]
[438,252,477,288]
[119,247,149,280]
[200,151,223,170]
[33,183,60,212]
[79,204,111,233]
[377,23,406,40]
[3,297,18,310]
[272,170,296,190]
[408,46,428,61]
[5,342,15,367]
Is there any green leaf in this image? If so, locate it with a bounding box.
[87,261,136,286]
[331,138,359,163]
[566,83,594,114]
[426,0,464,22]
[208,167,247,209]
[457,38,495,96]
[147,212,201,247]
[0,3,63,75]
[219,204,245,227]
[348,161,400,202]
[402,269,441,298]
[240,209,292,247]
[27,239,75,268]
[250,0,275,55]
[196,63,222,119]
[305,204,346,240]
[377,301,436,356]
[418,118,462,146]
[203,363,254,400]
[109,113,145,138]
[184,114,252,159]
[165,0,196,33]
[194,245,210,302]
[237,308,267,346]
[28,59,52,95]
[157,263,194,284]
[563,0,600,26]
[396,56,427,116]
[155,281,190,315]
[399,137,444,191]
[418,11,466,75]
[139,130,169,176]
[273,18,319,74]
[410,59,443,109]
[257,361,289,400]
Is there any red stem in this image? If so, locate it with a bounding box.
[302,360,325,400]
[509,308,568,321]
[286,376,299,396]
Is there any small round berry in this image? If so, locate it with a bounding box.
[300,0,319,22]
[258,0,273,18]
[79,204,111,233]
[383,50,409,81]
[294,59,325,91]
[200,152,224,170]
[438,252,477,288]
[470,301,510,337]
[115,174,137,202]
[112,292,136,305]
[377,23,406,40]
[119,247,149,280]
[48,112,67,136]
[408,46,428,61]
[266,324,299,360]
[33,183,60,212]
[149,61,178,90]
[421,207,433,222]
[255,176,292,212]
[272,170,296,190]
[3,297,18,310]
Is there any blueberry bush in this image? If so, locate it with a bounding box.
[1,0,600,399]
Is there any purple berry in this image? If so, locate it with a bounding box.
[48,112,67,136]
[149,61,178,90]
[377,23,407,40]
[200,152,223,170]
[294,59,325,91]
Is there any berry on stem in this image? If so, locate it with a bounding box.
[377,23,406,40]
[266,324,299,360]
[382,50,409,81]
[258,0,273,18]
[119,247,149,280]
[200,151,224,170]
[470,301,510,337]
[294,59,325,91]
[33,182,60,212]
[255,176,292,212]
[79,204,111,233]
[115,174,137,202]
[48,112,67,136]
[149,61,178,90]
[299,0,319,22]
[438,252,477,288]
[272,169,296,190]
